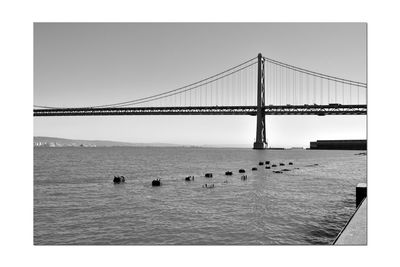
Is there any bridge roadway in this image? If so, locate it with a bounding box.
[34,104,367,117]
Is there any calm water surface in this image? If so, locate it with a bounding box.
[34,147,366,245]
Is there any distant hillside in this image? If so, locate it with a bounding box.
[34,136,180,147]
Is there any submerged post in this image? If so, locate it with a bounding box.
[253,53,267,149]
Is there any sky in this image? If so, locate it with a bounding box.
[34,23,367,147]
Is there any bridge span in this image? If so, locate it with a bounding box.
[34,104,367,117]
[34,53,367,149]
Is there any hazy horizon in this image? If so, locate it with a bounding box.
[34,135,367,149]
[33,135,271,148]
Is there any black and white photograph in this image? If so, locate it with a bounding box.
[33,22,367,245]
[2,1,400,266]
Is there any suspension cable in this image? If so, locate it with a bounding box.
[34,56,257,109]
[263,56,366,87]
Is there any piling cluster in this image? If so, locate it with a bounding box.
[112,160,303,188]
[113,175,125,184]
[185,176,194,181]
[152,179,161,186]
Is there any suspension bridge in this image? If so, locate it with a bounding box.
[34,53,367,149]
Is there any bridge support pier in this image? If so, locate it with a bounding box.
[253,53,268,150]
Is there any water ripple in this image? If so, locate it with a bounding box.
[34,147,366,245]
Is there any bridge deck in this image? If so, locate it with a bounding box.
[33,105,367,117]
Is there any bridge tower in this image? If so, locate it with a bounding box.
[253,53,267,149]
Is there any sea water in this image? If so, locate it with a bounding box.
[34,147,366,245]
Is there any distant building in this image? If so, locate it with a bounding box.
[33,141,96,148]
[310,140,366,150]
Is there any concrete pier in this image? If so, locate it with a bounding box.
[334,198,367,245]
[356,183,367,207]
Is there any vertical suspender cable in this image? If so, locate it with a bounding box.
[299,72,302,105]
[292,70,295,105]
[232,74,234,106]
[265,62,268,105]
[350,84,352,104]
[280,66,283,105]
[328,79,330,104]
[252,63,254,105]
[320,78,323,104]
[230,75,232,106]
[306,75,309,104]
[313,76,316,104]
[244,67,247,105]
[211,78,213,106]
[286,66,288,105]
[206,80,208,106]
[335,81,337,104]
[217,76,219,106]
[294,71,297,105]
[275,64,277,106]
[342,82,345,104]
[240,69,242,106]
[252,64,254,105]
